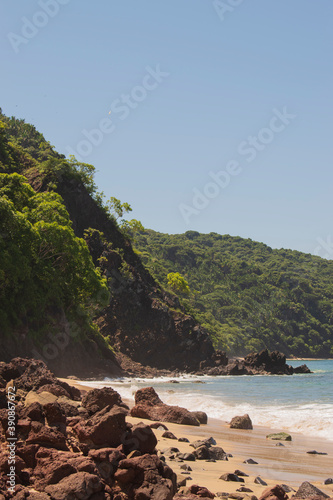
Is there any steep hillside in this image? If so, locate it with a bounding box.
[0,110,215,375]
[135,230,333,357]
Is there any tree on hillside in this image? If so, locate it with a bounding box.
[167,272,191,295]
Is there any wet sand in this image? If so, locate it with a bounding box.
[61,378,333,496]
[128,415,333,496]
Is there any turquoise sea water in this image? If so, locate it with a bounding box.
[86,359,333,441]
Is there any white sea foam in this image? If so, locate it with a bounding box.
[80,378,333,441]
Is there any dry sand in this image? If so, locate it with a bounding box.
[61,378,333,497]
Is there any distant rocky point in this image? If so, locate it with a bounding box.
[199,349,311,376]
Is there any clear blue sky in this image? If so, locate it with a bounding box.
[1,1,332,256]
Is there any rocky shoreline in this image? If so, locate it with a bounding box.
[0,357,331,499]
[88,349,312,380]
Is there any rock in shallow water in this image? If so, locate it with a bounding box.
[230,414,253,430]
[266,432,292,441]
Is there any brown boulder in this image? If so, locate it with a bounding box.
[73,406,127,447]
[193,445,210,460]
[124,422,157,454]
[259,485,289,500]
[44,471,103,499]
[293,364,312,374]
[227,360,247,375]
[230,414,253,430]
[175,484,215,499]
[162,431,178,440]
[150,422,169,430]
[16,444,40,469]
[88,447,125,482]
[33,447,98,491]
[57,401,80,417]
[191,411,208,424]
[131,387,200,426]
[82,386,127,414]
[12,491,51,499]
[26,422,68,450]
[134,386,163,406]
[43,402,66,432]
[189,485,215,498]
[293,481,329,499]
[0,358,81,401]
[243,350,294,375]
[57,380,81,401]
[0,451,26,474]
[21,402,45,423]
[37,384,71,399]
[115,453,176,499]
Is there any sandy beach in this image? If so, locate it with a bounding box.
[61,377,333,497]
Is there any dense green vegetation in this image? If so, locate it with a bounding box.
[2,108,332,360]
[0,172,109,333]
[0,110,113,343]
[135,230,333,357]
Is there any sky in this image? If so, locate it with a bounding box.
[1,1,332,257]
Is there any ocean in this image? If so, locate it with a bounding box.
[84,359,333,442]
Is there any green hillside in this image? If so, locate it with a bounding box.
[135,230,333,357]
[0,111,110,346]
[0,110,216,374]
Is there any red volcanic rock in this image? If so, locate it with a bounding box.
[88,447,125,464]
[21,402,44,423]
[243,350,293,375]
[259,485,289,500]
[33,447,98,491]
[114,467,136,484]
[114,454,176,499]
[0,358,81,401]
[150,421,169,430]
[82,386,127,414]
[130,387,200,426]
[124,422,157,454]
[293,481,330,499]
[44,471,103,499]
[26,422,68,450]
[73,406,127,447]
[230,414,253,430]
[191,411,208,424]
[293,364,312,374]
[43,402,66,431]
[134,386,163,406]
[37,384,71,399]
[190,485,215,498]
[162,431,178,440]
[11,491,51,499]
[16,444,39,469]
[17,418,32,438]
[0,451,26,474]
[174,484,215,499]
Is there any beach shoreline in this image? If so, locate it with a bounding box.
[61,377,333,497]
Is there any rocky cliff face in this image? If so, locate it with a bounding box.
[56,177,215,374]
